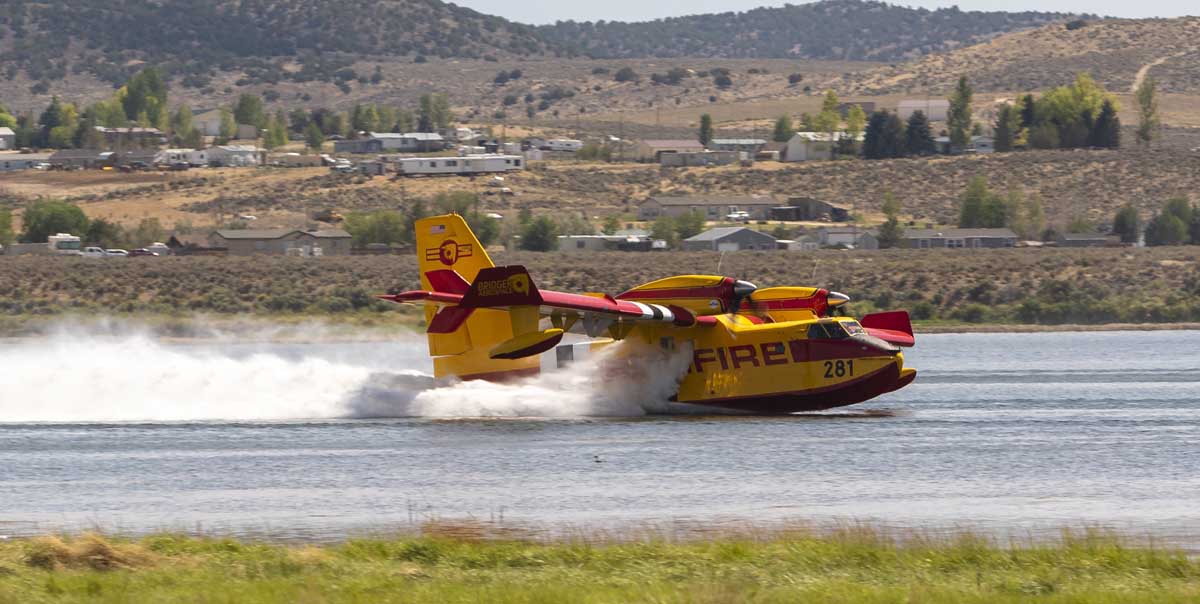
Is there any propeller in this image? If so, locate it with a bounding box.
[730,279,757,313]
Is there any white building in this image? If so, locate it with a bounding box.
[193,110,224,137]
[0,127,15,150]
[897,99,950,122]
[391,154,524,177]
[207,145,263,167]
[784,132,861,162]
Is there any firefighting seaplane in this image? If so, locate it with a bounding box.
[380,214,917,414]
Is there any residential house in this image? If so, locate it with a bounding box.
[557,231,655,253]
[777,234,822,251]
[207,145,264,167]
[0,152,51,171]
[935,135,996,155]
[784,132,862,162]
[157,148,196,165]
[334,132,446,154]
[207,229,353,256]
[0,127,14,150]
[48,149,104,169]
[758,141,787,161]
[710,139,766,154]
[634,139,706,162]
[193,110,224,137]
[637,195,778,221]
[819,227,879,250]
[95,126,165,148]
[897,99,950,122]
[1057,232,1119,247]
[659,150,745,167]
[682,227,777,252]
[902,228,1018,249]
[770,197,851,222]
[234,124,260,141]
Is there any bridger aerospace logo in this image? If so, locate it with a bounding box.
[476,273,531,297]
[425,240,473,266]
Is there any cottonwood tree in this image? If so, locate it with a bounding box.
[1112,205,1140,243]
[1136,75,1159,147]
[948,76,973,148]
[877,192,904,249]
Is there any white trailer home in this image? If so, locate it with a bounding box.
[544,139,583,152]
[392,154,524,177]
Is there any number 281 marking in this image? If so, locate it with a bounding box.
[823,360,854,378]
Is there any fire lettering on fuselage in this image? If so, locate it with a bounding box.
[691,338,889,374]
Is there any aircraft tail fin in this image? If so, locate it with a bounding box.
[413,215,543,379]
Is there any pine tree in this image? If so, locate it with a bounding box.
[877,192,904,249]
[1090,99,1120,148]
[1019,94,1037,130]
[904,110,935,156]
[881,112,906,158]
[772,115,794,142]
[304,122,325,151]
[948,76,973,149]
[698,113,714,146]
[1113,205,1140,243]
[993,104,1019,152]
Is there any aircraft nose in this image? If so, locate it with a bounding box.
[827,291,850,307]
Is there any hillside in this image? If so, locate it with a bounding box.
[0,0,1076,103]
[0,0,550,89]
[848,17,1200,94]
[538,1,1078,61]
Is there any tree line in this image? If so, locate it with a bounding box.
[1,67,456,151]
[2,199,166,249]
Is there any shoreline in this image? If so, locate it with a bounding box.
[1,524,1195,603]
[1,314,1198,341]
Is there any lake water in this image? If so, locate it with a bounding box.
[1,329,1198,542]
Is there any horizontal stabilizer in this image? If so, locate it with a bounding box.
[461,266,543,309]
[428,306,475,334]
[425,269,470,295]
[861,311,915,347]
[490,328,564,360]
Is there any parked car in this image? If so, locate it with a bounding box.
[128,248,159,257]
[82,247,108,258]
[105,249,129,257]
[726,211,751,221]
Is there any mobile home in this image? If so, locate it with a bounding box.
[392,154,524,177]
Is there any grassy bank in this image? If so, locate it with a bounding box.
[1,247,1198,329]
[0,528,1196,603]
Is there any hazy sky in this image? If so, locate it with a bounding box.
[451,1,1195,24]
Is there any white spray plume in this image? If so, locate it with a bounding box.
[0,321,695,422]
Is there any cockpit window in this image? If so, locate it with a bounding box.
[808,321,850,340]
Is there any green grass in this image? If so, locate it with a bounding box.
[0,527,1196,603]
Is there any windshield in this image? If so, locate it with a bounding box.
[842,321,865,336]
[55,240,81,250]
[807,321,849,340]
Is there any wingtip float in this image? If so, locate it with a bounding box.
[383,213,917,414]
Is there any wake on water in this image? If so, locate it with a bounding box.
[0,323,695,422]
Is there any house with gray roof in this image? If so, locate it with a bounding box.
[0,127,15,150]
[710,139,767,154]
[682,227,777,252]
[207,229,352,256]
[902,228,1017,249]
[335,132,446,154]
[637,194,778,221]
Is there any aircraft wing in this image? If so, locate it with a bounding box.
[381,265,700,341]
